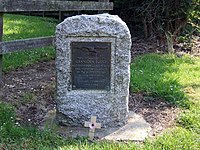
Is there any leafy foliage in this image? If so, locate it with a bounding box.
[114,0,199,38]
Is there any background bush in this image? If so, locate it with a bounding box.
[113,0,199,39]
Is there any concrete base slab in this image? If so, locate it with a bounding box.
[41,111,151,141]
[103,112,151,141]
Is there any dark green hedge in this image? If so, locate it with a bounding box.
[113,0,199,38]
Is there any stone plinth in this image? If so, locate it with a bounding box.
[55,14,131,127]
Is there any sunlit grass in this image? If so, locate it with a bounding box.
[131,54,200,149]
[3,14,57,41]
[142,127,200,150]
[130,54,200,107]
[2,14,58,71]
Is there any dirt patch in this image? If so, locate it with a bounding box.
[0,38,186,136]
[1,61,56,125]
[1,61,179,137]
[129,94,179,136]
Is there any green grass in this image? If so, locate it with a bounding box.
[1,54,199,149]
[0,102,67,149]
[130,54,200,150]
[0,102,136,149]
[0,102,199,149]
[130,54,200,107]
[142,127,200,150]
[1,14,200,149]
[3,14,58,71]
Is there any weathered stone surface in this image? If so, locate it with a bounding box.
[55,14,131,127]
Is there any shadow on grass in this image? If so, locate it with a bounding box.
[130,54,194,108]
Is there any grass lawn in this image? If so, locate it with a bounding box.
[131,54,200,150]
[0,14,200,149]
[3,14,58,71]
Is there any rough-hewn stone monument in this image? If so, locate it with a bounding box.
[55,14,131,127]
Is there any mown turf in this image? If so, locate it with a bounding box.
[3,14,58,71]
[0,101,199,149]
[130,54,200,107]
[142,127,200,150]
[131,54,200,150]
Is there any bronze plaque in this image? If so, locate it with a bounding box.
[71,42,111,90]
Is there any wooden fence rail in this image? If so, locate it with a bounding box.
[0,0,113,12]
[0,36,55,54]
[0,0,112,91]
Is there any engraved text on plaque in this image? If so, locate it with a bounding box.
[71,42,111,90]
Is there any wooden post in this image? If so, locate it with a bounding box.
[42,11,45,18]
[0,13,3,96]
[59,0,68,22]
[98,0,109,14]
[59,11,62,22]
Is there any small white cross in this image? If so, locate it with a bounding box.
[84,116,101,140]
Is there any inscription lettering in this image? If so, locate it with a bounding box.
[71,42,111,90]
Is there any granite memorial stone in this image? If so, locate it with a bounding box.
[55,14,131,127]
